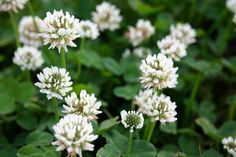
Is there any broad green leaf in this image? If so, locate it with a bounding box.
[197,100,216,123]
[195,117,220,140]
[17,145,43,157]
[113,84,140,100]
[219,121,236,137]
[160,122,177,134]
[15,82,36,103]
[16,111,37,130]
[96,144,120,157]
[130,140,156,157]
[202,149,223,157]
[221,57,236,73]
[178,136,199,155]
[26,131,53,146]
[103,58,123,75]
[157,151,175,157]
[0,92,15,114]
[97,117,119,134]
[0,145,17,157]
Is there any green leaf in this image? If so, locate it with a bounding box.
[16,111,37,130]
[219,121,236,137]
[26,131,53,146]
[113,84,140,100]
[202,149,223,157]
[160,122,177,134]
[195,117,220,140]
[103,58,123,75]
[221,57,236,73]
[0,145,17,157]
[97,117,119,134]
[17,145,43,157]
[96,144,120,157]
[15,82,36,103]
[130,140,156,157]
[197,100,216,123]
[157,151,175,157]
[178,136,199,155]
[0,92,15,114]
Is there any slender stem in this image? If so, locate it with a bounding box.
[228,103,236,120]
[9,11,20,47]
[60,49,66,68]
[53,98,59,122]
[146,121,156,142]
[126,132,133,157]
[143,117,151,140]
[77,38,85,80]
[184,72,202,123]
[25,70,31,81]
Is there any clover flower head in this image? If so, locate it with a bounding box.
[0,0,28,12]
[120,110,144,133]
[63,91,102,121]
[35,66,73,100]
[13,46,44,71]
[148,94,177,123]
[226,0,236,13]
[126,19,155,46]
[170,23,196,47]
[40,10,80,52]
[52,114,98,157]
[19,16,42,47]
[92,2,122,31]
[222,136,236,157]
[157,35,187,61]
[122,48,132,58]
[78,20,99,39]
[139,53,178,89]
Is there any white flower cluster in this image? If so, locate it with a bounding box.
[78,20,99,39]
[19,16,42,47]
[40,10,80,52]
[134,89,177,123]
[157,35,186,61]
[35,66,73,100]
[52,114,98,157]
[170,23,196,47]
[222,136,236,157]
[63,91,102,120]
[122,47,152,59]
[92,2,122,31]
[0,0,28,12]
[13,46,44,71]
[120,110,144,133]
[126,19,155,47]
[139,53,178,89]
[226,0,236,13]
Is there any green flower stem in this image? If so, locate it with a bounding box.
[77,38,85,80]
[125,131,133,157]
[53,98,59,122]
[184,72,202,125]
[228,103,236,120]
[146,121,156,142]
[25,70,31,81]
[60,49,66,68]
[143,117,151,140]
[9,11,20,47]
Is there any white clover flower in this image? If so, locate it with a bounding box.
[170,23,196,47]
[140,53,178,89]
[35,66,73,100]
[52,114,98,157]
[62,91,102,121]
[126,19,155,46]
[0,0,28,12]
[157,35,187,61]
[40,10,80,52]
[226,0,236,13]
[233,15,236,24]
[120,110,144,133]
[19,16,42,47]
[222,136,236,157]
[13,46,44,71]
[133,47,152,59]
[133,88,156,115]
[78,20,99,39]
[92,2,122,31]
[134,89,177,123]
[148,94,177,123]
